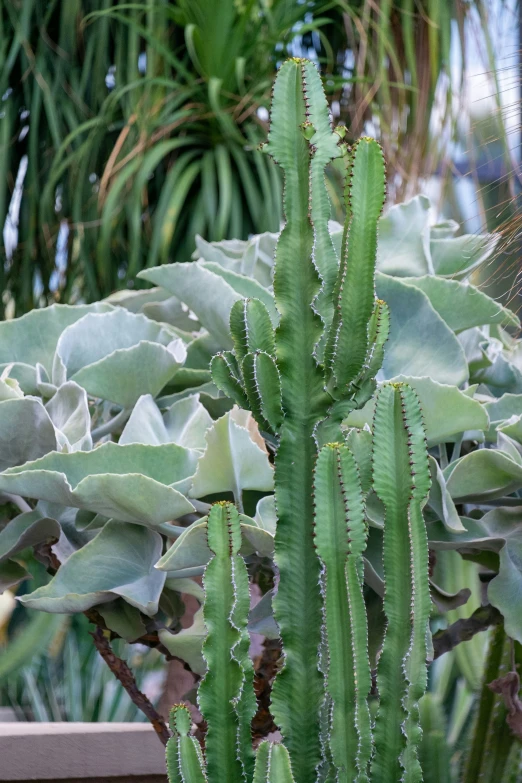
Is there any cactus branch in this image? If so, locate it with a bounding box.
[166,704,207,783]
[314,443,372,782]
[198,502,256,783]
[371,383,431,783]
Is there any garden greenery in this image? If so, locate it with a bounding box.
[0,57,521,781]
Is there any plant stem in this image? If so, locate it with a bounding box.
[91,407,130,440]
[90,625,171,746]
[432,604,502,659]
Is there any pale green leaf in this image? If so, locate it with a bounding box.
[156,517,274,573]
[376,195,432,276]
[0,366,24,400]
[159,607,206,674]
[254,495,277,536]
[400,276,520,332]
[0,443,197,526]
[189,409,274,502]
[0,398,57,471]
[0,303,113,378]
[19,520,165,615]
[375,275,469,386]
[430,232,498,278]
[344,376,487,446]
[0,509,60,563]
[427,457,465,533]
[139,260,275,347]
[120,393,212,451]
[97,599,148,643]
[444,449,522,502]
[45,382,92,451]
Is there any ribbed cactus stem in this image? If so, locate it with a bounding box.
[198,502,256,783]
[371,383,431,783]
[210,55,394,783]
[166,704,207,783]
[264,58,331,782]
[325,137,386,394]
[253,742,296,783]
[313,443,372,782]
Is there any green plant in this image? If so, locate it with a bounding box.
[3,2,517,318]
[0,614,163,722]
[1,0,340,315]
[1,50,522,782]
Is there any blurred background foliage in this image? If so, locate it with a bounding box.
[1,0,520,317]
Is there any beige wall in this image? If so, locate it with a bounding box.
[0,723,167,782]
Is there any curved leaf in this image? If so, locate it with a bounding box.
[139,260,275,347]
[376,274,469,386]
[19,520,165,615]
[156,517,274,573]
[120,393,212,451]
[190,409,274,503]
[0,303,113,378]
[46,381,92,451]
[0,398,57,471]
[401,276,520,332]
[0,509,60,563]
[445,450,522,502]
[345,376,488,446]
[0,443,197,526]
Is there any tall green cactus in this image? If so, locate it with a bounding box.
[191,57,435,783]
[252,742,296,783]
[166,502,296,783]
[211,58,387,782]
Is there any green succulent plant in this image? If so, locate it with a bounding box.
[0,55,521,783]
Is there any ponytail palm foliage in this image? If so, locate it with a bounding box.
[1,0,511,317]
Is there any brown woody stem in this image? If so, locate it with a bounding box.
[90,625,171,746]
[432,604,502,659]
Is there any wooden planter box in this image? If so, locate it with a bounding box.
[0,722,167,782]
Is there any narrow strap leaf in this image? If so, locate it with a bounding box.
[198,502,255,783]
[418,695,452,783]
[371,383,431,783]
[463,625,518,783]
[166,705,207,783]
[314,443,372,782]
[230,297,276,364]
[211,352,249,409]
